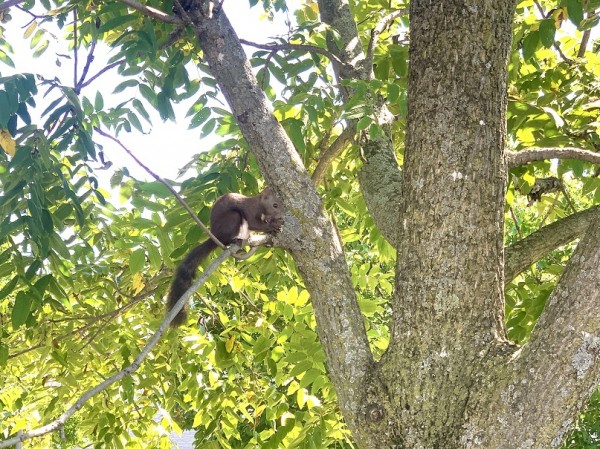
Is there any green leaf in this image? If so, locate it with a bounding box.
[522,31,539,60]
[129,248,146,274]
[95,91,104,111]
[539,19,556,48]
[566,0,584,26]
[0,49,15,68]
[0,344,8,367]
[11,291,31,328]
[356,116,371,131]
[0,276,19,298]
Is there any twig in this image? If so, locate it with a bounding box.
[506,147,600,168]
[93,126,226,250]
[9,289,154,359]
[560,184,577,214]
[114,0,183,25]
[509,206,523,240]
[0,245,239,449]
[365,9,407,72]
[312,124,356,185]
[79,60,126,89]
[79,26,186,90]
[73,9,78,90]
[76,40,97,93]
[577,11,596,58]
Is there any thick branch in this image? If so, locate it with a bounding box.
[318,0,404,250]
[504,205,599,283]
[0,246,238,449]
[488,209,600,448]
[507,147,600,168]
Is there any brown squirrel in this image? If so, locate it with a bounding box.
[167,187,283,326]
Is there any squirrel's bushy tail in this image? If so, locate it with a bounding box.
[167,239,218,326]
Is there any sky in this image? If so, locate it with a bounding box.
[1,1,298,186]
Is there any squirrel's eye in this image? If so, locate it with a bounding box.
[273,203,279,208]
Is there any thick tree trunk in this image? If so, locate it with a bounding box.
[376,1,516,446]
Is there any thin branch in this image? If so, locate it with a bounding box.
[239,38,349,71]
[365,9,408,72]
[79,60,126,89]
[73,9,79,89]
[114,0,183,25]
[312,124,356,185]
[0,0,26,11]
[577,11,596,58]
[9,285,156,359]
[0,245,239,449]
[93,126,226,250]
[509,205,523,239]
[504,205,599,284]
[506,147,600,168]
[76,39,97,93]
[79,26,186,90]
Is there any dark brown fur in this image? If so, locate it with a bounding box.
[167,188,283,326]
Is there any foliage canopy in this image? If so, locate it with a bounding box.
[0,0,599,448]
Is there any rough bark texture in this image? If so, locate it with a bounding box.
[464,212,600,448]
[380,1,515,446]
[505,205,599,283]
[180,1,600,448]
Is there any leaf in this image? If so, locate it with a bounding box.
[94,91,104,111]
[11,291,31,328]
[0,50,15,68]
[0,129,16,156]
[566,0,584,26]
[522,31,539,60]
[129,248,146,274]
[225,334,236,353]
[539,19,556,48]
[0,344,8,367]
[356,116,371,131]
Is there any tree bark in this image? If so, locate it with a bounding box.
[381,0,516,446]
[505,205,599,283]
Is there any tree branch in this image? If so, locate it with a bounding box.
[94,126,227,250]
[0,245,239,449]
[507,147,600,168]
[0,0,25,11]
[114,0,183,25]
[365,9,408,72]
[491,209,600,445]
[189,4,373,441]
[504,205,599,283]
[312,124,356,185]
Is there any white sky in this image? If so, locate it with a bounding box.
[1,2,297,185]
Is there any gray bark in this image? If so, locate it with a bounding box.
[505,205,599,283]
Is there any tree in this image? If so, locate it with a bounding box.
[1,0,599,448]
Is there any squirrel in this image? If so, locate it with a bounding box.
[166,187,283,326]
